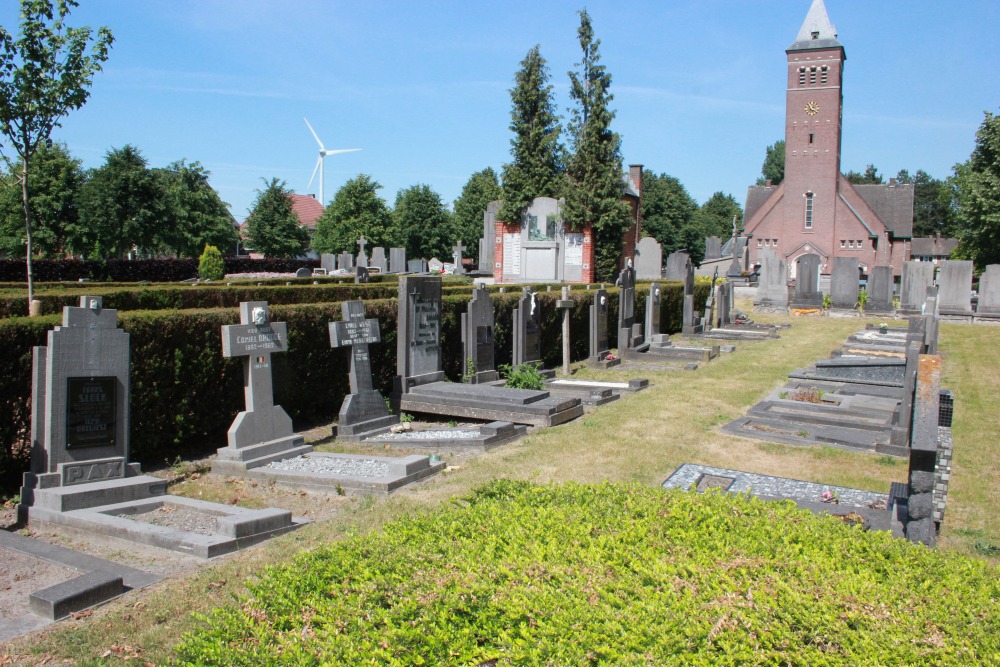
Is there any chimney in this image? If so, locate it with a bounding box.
[629,164,643,196]
[889,177,896,187]
[765,179,773,187]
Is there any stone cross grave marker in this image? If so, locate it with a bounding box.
[356,236,368,268]
[556,286,575,376]
[461,284,498,383]
[370,246,388,274]
[513,287,542,369]
[329,300,398,439]
[452,240,467,275]
[395,276,446,394]
[705,267,719,329]
[219,301,304,459]
[28,295,131,481]
[617,261,640,350]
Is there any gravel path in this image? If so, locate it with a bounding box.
[120,505,221,535]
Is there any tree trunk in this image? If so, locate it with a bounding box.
[21,161,35,313]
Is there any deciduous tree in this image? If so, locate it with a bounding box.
[393,184,452,261]
[641,170,698,257]
[243,177,309,258]
[500,46,563,225]
[895,168,955,239]
[951,111,1000,269]
[312,174,393,255]
[453,167,501,256]
[156,160,237,258]
[563,10,630,281]
[0,0,112,309]
[757,140,785,186]
[845,163,884,185]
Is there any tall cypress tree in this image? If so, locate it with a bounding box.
[563,10,630,282]
[500,45,563,225]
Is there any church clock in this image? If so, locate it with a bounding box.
[804,101,820,116]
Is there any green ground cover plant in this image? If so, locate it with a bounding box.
[173,480,999,666]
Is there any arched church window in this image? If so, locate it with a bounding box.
[804,192,814,229]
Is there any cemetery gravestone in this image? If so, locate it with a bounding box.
[370,246,388,274]
[214,301,310,473]
[461,285,499,383]
[321,253,337,273]
[556,286,575,376]
[337,252,353,272]
[634,236,663,280]
[936,259,974,317]
[682,263,704,335]
[428,258,444,273]
[754,248,788,308]
[791,253,822,307]
[355,266,369,284]
[479,201,500,275]
[866,266,895,313]
[664,251,691,282]
[645,283,661,339]
[513,288,543,370]
[407,258,426,274]
[830,257,860,310]
[976,264,1000,317]
[616,262,641,350]
[395,276,446,394]
[356,236,368,268]
[899,261,934,315]
[389,247,407,274]
[905,355,942,547]
[329,301,399,440]
[588,288,619,367]
[452,240,467,275]
[704,236,722,260]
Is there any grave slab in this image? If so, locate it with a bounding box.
[242,452,445,495]
[364,421,528,452]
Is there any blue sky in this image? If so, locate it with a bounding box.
[2,1,997,222]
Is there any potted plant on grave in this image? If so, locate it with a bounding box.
[879,322,888,334]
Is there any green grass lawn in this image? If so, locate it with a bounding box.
[3,308,998,665]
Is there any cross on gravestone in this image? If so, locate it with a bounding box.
[452,240,467,275]
[556,286,575,376]
[220,301,298,450]
[356,236,368,268]
[329,301,398,438]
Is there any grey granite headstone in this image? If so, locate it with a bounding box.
[479,201,500,274]
[754,248,788,308]
[936,260,973,316]
[664,251,691,282]
[27,296,130,480]
[704,236,722,260]
[370,247,388,274]
[717,281,732,326]
[635,236,663,280]
[427,257,443,273]
[617,262,640,350]
[320,253,336,273]
[356,236,368,268]
[389,247,407,274]
[513,288,543,369]
[905,355,942,547]
[644,283,662,339]
[589,288,614,364]
[682,262,703,335]
[976,264,1000,316]
[899,261,934,315]
[888,339,923,452]
[217,302,307,466]
[461,285,499,383]
[395,276,446,393]
[337,252,354,271]
[354,266,369,284]
[452,240,467,275]
[407,258,425,274]
[791,253,822,307]
[866,266,895,313]
[329,301,398,439]
[830,257,860,309]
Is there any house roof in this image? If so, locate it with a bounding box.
[788,0,842,51]
[911,236,959,258]
[743,183,779,224]
[851,182,914,238]
[287,193,325,229]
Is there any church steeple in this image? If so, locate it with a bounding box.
[789,0,841,51]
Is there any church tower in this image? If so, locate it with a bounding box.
[781,0,844,260]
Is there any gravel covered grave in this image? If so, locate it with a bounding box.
[267,456,389,478]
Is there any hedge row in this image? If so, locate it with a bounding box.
[0,283,704,491]
[174,480,1000,665]
[0,257,320,283]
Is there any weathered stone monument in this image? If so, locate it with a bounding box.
[337,252,354,272]
[478,201,500,275]
[704,236,722,260]
[903,355,942,546]
[682,263,704,335]
[20,296,305,558]
[866,265,895,314]
[556,286,575,376]
[389,247,407,274]
[936,259,974,319]
[830,257,859,310]
[407,258,426,274]
[512,287,544,371]
[634,236,662,280]
[461,285,499,383]
[452,240,467,275]
[321,253,337,274]
[588,288,619,368]
[664,251,691,282]
[354,265,369,284]
[395,276,582,426]
[616,261,642,350]
[754,248,788,309]
[213,301,310,474]
[899,261,934,315]
[791,253,822,308]
[356,236,369,268]
[329,301,399,440]
[644,282,661,339]
[427,257,443,273]
[370,246,388,274]
[975,264,1000,319]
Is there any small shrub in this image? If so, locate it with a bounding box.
[198,245,225,281]
[399,412,414,423]
[822,294,832,310]
[498,362,545,390]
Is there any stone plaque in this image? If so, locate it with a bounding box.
[330,317,380,347]
[410,293,441,376]
[696,474,735,493]
[565,233,583,266]
[221,321,288,357]
[476,326,494,372]
[503,232,521,274]
[66,376,117,449]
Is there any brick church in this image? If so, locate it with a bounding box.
[742,0,914,280]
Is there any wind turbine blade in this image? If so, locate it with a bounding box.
[324,148,362,156]
[303,117,325,151]
[307,156,322,189]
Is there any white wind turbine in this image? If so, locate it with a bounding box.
[304,117,360,205]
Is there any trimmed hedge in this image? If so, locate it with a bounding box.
[173,480,1000,665]
[0,284,705,491]
[0,257,320,283]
